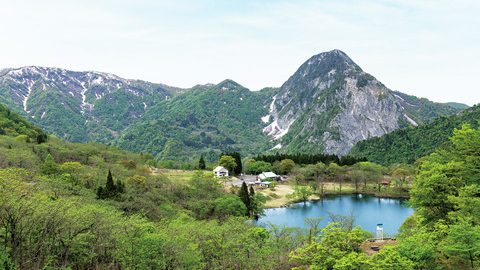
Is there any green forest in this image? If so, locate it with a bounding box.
[0,104,479,269]
[350,105,480,165]
[114,81,274,163]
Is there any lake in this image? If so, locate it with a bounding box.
[257,194,414,236]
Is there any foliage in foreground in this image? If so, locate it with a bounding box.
[290,223,414,270]
[1,109,479,269]
[0,167,303,269]
[400,124,480,269]
[289,124,480,270]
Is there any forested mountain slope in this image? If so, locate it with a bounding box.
[349,104,480,165]
[0,66,179,142]
[0,103,46,141]
[115,80,275,162]
[0,51,466,161]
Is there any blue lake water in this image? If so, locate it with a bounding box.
[257,194,414,236]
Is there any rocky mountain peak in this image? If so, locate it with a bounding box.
[297,49,361,78]
[309,49,358,67]
[0,54,463,161]
[262,50,460,156]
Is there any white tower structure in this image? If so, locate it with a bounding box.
[376,223,384,240]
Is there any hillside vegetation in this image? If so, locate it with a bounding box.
[0,103,47,142]
[350,105,480,165]
[116,80,274,162]
[0,104,479,269]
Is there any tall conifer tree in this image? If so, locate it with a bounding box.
[106,170,115,194]
[238,182,251,215]
[198,155,206,170]
[249,185,255,197]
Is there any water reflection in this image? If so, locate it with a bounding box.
[257,194,413,236]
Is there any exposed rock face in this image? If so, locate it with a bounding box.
[0,51,463,160]
[323,76,402,155]
[262,50,457,156]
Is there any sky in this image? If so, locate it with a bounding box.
[0,0,479,105]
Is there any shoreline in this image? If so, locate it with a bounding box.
[265,191,410,209]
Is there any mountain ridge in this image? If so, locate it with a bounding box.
[0,50,468,160]
[0,66,179,142]
[260,49,464,156]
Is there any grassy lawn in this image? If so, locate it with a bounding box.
[320,182,357,193]
[152,168,210,183]
[259,184,320,208]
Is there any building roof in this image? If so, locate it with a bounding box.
[213,166,228,172]
[259,172,279,179]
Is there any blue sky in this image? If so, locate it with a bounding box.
[1,0,479,105]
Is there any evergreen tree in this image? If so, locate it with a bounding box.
[41,154,59,175]
[36,133,48,144]
[249,185,255,198]
[238,182,251,216]
[96,186,105,199]
[106,170,115,194]
[97,170,125,199]
[198,155,206,170]
[116,180,125,193]
[221,152,242,174]
[248,185,256,217]
[232,152,242,175]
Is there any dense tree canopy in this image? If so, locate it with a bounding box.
[0,103,47,142]
[350,105,480,165]
[400,124,480,269]
[218,155,237,175]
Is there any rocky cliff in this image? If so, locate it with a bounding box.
[262,49,461,155]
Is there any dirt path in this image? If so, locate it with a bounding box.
[360,239,397,255]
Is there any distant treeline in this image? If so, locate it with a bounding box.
[254,153,367,166]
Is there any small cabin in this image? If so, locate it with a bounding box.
[258,172,281,181]
[213,166,229,177]
[259,181,271,188]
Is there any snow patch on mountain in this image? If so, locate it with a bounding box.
[77,81,93,114]
[268,95,276,113]
[261,115,270,123]
[393,94,404,101]
[270,143,282,150]
[23,82,34,114]
[404,114,418,126]
[263,119,292,140]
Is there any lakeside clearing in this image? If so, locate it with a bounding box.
[150,169,410,208]
[259,181,410,208]
[259,184,321,208]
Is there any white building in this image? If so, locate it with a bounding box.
[213,166,229,177]
[258,172,280,181]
